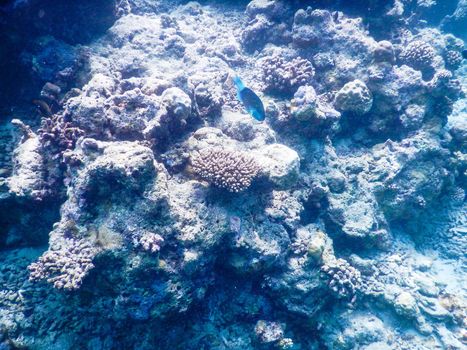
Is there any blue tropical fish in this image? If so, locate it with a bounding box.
[233,76,266,122]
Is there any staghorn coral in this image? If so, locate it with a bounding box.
[28,238,97,290]
[334,79,373,115]
[399,40,436,70]
[190,148,260,192]
[321,258,362,302]
[261,55,315,95]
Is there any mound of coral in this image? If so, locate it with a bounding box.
[0,0,466,349]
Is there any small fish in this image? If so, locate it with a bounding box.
[233,76,265,122]
[32,99,52,117]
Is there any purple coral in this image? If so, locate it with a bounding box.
[190,148,260,192]
[261,55,315,95]
[28,238,97,290]
[38,113,84,155]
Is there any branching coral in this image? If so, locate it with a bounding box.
[321,258,362,302]
[38,114,84,155]
[134,231,164,253]
[399,40,436,70]
[261,55,315,95]
[190,148,260,192]
[444,50,463,70]
[28,238,97,290]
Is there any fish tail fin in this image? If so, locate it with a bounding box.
[252,110,264,122]
[232,75,245,91]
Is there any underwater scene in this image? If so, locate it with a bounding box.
[0,0,466,349]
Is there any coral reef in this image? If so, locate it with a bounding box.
[445,49,464,70]
[190,147,260,192]
[241,0,292,53]
[321,258,362,302]
[0,0,465,349]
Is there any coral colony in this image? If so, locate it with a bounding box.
[0,0,465,349]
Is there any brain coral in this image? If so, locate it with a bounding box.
[399,40,436,70]
[334,79,373,114]
[190,148,260,192]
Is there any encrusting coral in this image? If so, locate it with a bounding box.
[190,147,260,192]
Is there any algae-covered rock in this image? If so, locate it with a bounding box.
[6,120,45,200]
[255,144,300,188]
